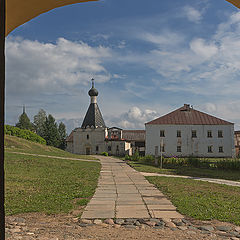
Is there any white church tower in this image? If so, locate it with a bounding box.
[72,79,108,155]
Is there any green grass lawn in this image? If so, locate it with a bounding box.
[5,135,97,160]
[5,152,101,215]
[147,176,240,226]
[128,161,240,181]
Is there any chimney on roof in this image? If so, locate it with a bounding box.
[184,104,191,111]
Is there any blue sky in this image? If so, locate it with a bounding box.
[5,0,240,133]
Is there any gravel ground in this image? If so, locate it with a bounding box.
[5,213,240,240]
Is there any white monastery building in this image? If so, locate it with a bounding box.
[66,79,145,156]
[145,104,235,158]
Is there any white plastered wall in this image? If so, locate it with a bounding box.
[73,127,107,155]
[145,124,235,158]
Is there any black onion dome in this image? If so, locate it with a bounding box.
[88,87,98,97]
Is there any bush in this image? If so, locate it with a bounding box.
[127,152,240,171]
[124,151,141,161]
[139,155,158,165]
[186,157,201,167]
[4,125,46,145]
[161,157,185,168]
[215,159,240,171]
[132,150,140,161]
[101,152,108,156]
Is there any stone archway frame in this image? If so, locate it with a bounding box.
[0,0,239,239]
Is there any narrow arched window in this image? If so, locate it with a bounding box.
[87,134,89,140]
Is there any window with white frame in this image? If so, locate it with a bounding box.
[160,130,165,137]
[192,130,197,138]
[219,146,223,153]
[207,130,212,138]
[177,146,181,152]
[177,130,181,138]
[208,146,213,153]
[218,130,223,138]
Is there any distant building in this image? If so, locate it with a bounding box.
[234,131,240,157]
[66,79,145,156]
[122,130,145,156]
[145,104,235,158]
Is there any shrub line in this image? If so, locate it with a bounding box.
[125,152,240,171]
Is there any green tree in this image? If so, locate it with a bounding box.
[58,122,67,150]
[33,109,47,137]
[42,114,60,147]
[16,112,33,130]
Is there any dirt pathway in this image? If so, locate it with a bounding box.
[6,151,100,162]
[6,213,240,240]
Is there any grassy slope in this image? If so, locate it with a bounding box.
[5,135,96,160]
[148,176,240,225]
[128,161,240,181]
[4,135,101,215]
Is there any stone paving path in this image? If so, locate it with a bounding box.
[81,156,183,219]
[141,172,240,188]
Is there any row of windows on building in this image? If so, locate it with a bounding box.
[160,130,223,138]
[86,135,120,152]
[159,145,224,153]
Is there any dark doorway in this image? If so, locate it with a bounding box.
[86,147,91,155]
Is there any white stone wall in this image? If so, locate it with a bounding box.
[73,127,107,155]
[68,127,133,156]
[145,124,235,158]
[106,141,131,156]
[125,142,132,156]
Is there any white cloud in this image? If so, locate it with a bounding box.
[146,49,193,78]
[5,37,115,130]
[204,103,217,113]
[123,81,155,99]
[140,31,185,47]
[190,38,218,59]
[200,102,240,130]
[134,11,240,97]
[183,6,202,23]
[117,40,126,49]
[58,106,161,133]
[106,106,160,129]
[6,37,112,95]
